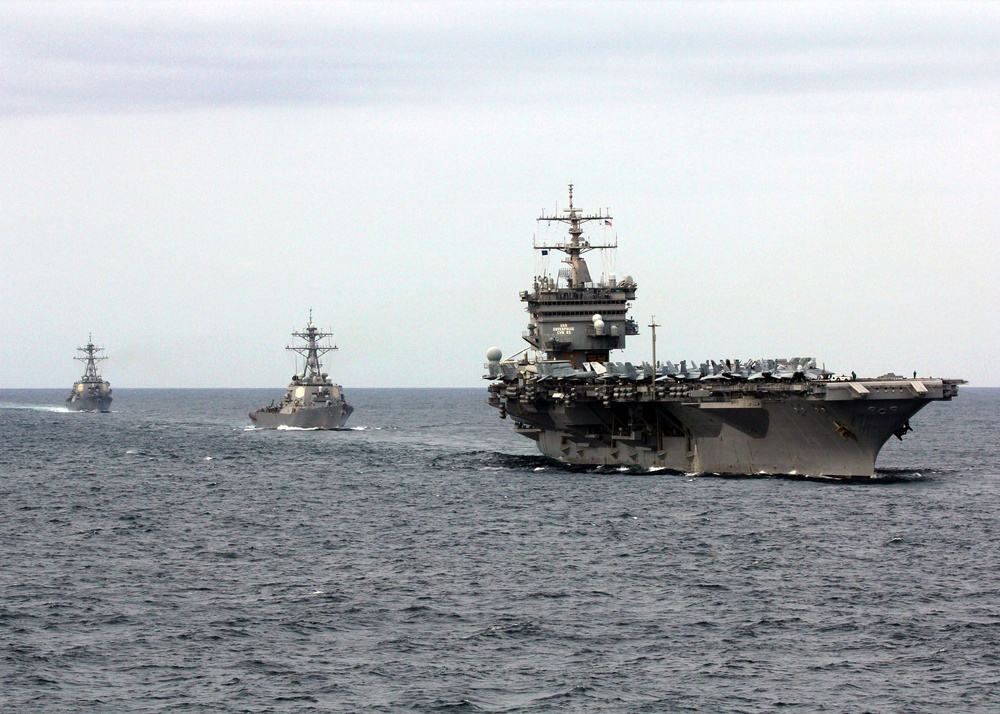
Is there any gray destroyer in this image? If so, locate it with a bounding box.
[249,313,353,429]
[486,187,964,478]
[67,336,113,412]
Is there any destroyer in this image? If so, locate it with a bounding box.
[67,336,113,412]
[249,312,353,429]
[485,186,964,478]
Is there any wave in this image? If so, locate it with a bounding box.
[436,451,949,483]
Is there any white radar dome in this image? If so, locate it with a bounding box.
[591,313,603,323]
[486,347,503,362]
[594,320,605,333]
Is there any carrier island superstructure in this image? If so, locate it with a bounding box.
[249,312,353,429]
[66,336,113,412]
[485,187,964,478]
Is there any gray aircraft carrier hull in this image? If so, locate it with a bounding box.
[66,394,113,413]
[486,187,964,478]
[491,378,961,478]
[249,402,353,430]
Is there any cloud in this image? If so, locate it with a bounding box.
[2,1,998,114]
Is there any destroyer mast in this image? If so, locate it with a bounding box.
[287,309,337,385]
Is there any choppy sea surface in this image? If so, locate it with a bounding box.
[2,386,999,713]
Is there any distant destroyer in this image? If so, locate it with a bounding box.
[67,336,113,412]
[485,186,965,478]
[249,312,353,429]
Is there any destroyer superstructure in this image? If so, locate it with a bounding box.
[66,336,113,412]
[485,186,964,478]
[249,312,353,429]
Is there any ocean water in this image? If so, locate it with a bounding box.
[2,386,999,713]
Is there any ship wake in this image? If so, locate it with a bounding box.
[1,404,70,412]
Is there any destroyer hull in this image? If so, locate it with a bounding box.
[491,379,961,478]
[249,403,353,430]
[67,395,113,412]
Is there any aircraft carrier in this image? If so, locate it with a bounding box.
[66,336,113,412]
[249,312,353,429]
[485,187,964,478]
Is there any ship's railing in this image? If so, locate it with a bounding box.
[522,286,637,302]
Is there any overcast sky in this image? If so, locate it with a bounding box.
[2,1,998,388]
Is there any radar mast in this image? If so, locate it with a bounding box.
[74,334,108,382]
[287,309,338,384]
[535,183,616,288]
